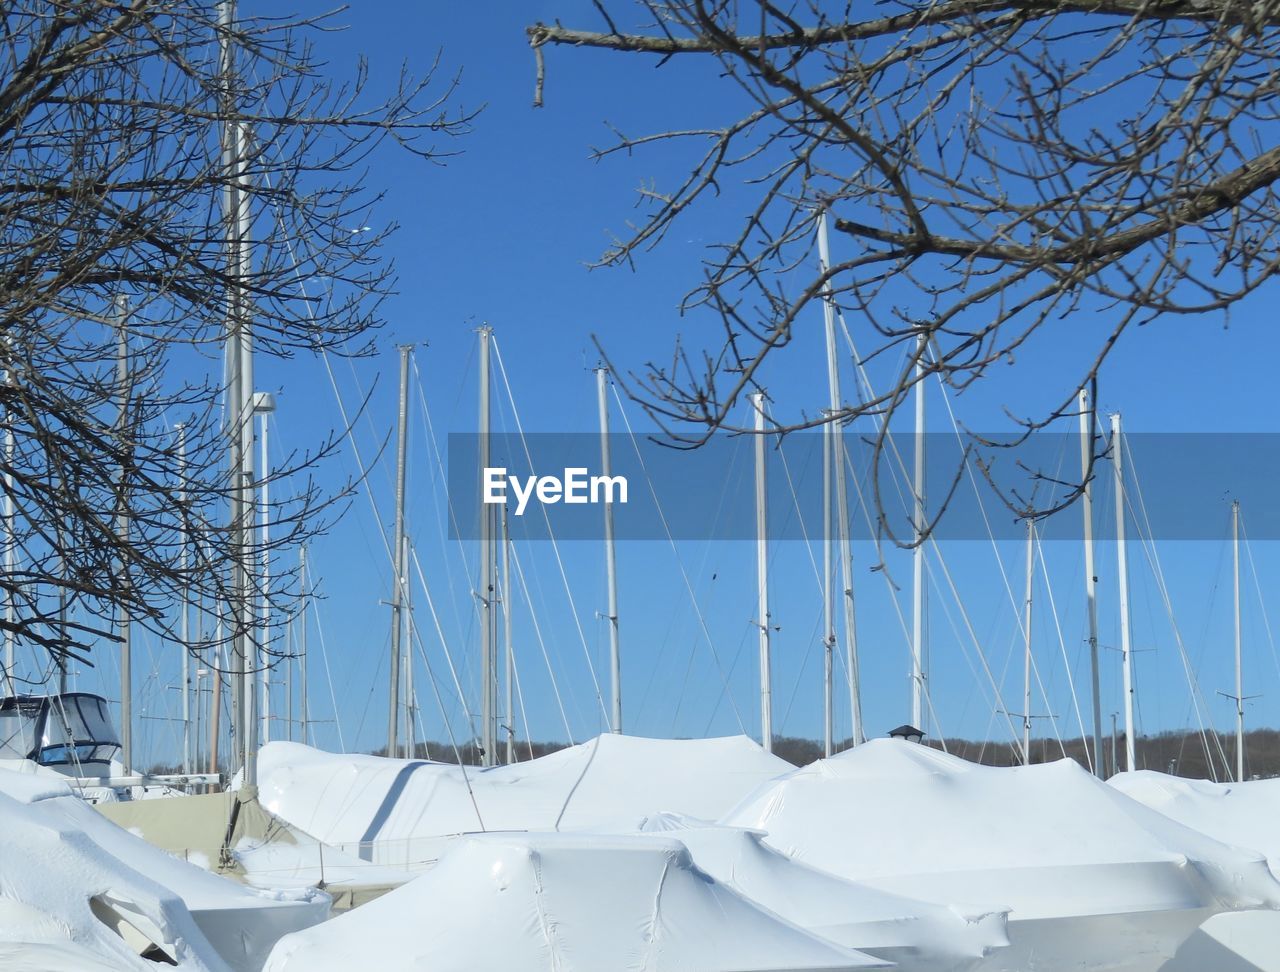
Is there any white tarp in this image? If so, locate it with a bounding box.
[257,733,792,866]
[637,812,1010,971]
[722,739,1280,971]
[0,770,328,972]
[0,769,227,971]
[264,832,883,972]
[1111,770,1280,972]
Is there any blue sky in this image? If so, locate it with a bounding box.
[53,2,1280,772]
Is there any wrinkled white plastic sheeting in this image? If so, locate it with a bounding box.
[638,811,1010,972]
[721,740,1280,972]
[1110,771,1280,972]
[0,769,227,971]
[1110,771,1280,869]
[0,769,329,972]
[257,733,792,865]
[233,836,413,893]
[264,833,883,972]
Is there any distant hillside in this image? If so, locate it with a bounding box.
[154,729,1279,781]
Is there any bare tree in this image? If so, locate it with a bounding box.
[0,2,470,677]
[528,0,1280,531]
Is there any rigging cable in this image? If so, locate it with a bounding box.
[490,336,609,730]
[610,383,748,734]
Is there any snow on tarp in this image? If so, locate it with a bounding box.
[1110,770,1280,867]
[722,739,1280,972]
[1110,771,1280,972]
[264,832,883,972]
[637,811,1010,971]
[257,733,792,866]
[0,770,328,972]
[0,769,227,971]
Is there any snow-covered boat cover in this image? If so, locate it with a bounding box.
[0,769,225,970]
[0,770,327,972]
[257,733,791,864]
[637,811,1009,971]
[723,739,1280,918]
[264,832,883,972]
[1109,771,1280,972]
[722,739,1280,971]
[1110,770,1280,869]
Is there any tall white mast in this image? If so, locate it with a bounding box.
[402,534,414,759]
[911,332,926,730]
[218,0,257,787]
[822,413,834,757]
[1111,412,1135,774]
[1233,500,1245,782]
[1079,388,1105,778]
[817,214,862,746]
[298,544,309,746]
[178,423,192,774]
[502,506,515,764]
[1022,517,1035,765]
[752,391,772,753]
[596,368,621,733]
[115,295,132,772]
[478,326,497,766]
[3,359,14,695]
[388,345,411,756]
[255,393,274,744]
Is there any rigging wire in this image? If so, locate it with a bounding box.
[490,336,609,729]
[609,383,748,734]
[1121,429,1227,781]
[835,308,1020,754]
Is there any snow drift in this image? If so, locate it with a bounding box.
[264,832,882,972]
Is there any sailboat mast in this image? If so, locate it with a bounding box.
[911,333,926,730]
[115,294,132,772]
[596,368,622,733]
[1018,519,1029,763]
[752,391,772,753]
[217,0,257,787]
[502,506,514,764]
[1112,412,1135,773]
[1079,388,1105,778]
[3,365,14,695]
[388,345,411,756]
[822,416,834,757]
[299,544,309,746]
[402,534,414,759]
[256,395,274,744]
[178,423,192,774]
[817,214,862,747]
[1233,500,1244,782]
[478,326,497,766]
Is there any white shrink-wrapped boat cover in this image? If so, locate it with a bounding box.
[264,832,883,972]
[722,740,1280,971]
[0,770,328,972]
[637,812,1009,971]
[1110,771,1280,972]
[1110,770,1280,868]
[257,733,792,864]
[0,769,227,971]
